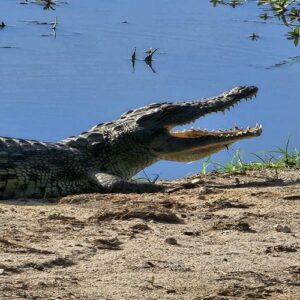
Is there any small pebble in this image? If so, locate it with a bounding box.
[131,223,150,232]
[191,178,203,185]
[144,261,155,268]
[183,231,194,236]
[165,237,177,245]
[198,186,210,194]
[274,224,291,233]
[183,231,200,236]
[0,269,4,275]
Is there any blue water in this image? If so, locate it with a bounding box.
[0,0,299,179]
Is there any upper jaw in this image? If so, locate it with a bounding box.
[165,86,258,128]
[194,85,258,115]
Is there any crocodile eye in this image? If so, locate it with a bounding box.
[136,114,153,124]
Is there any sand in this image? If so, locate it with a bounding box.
[0,168,299,299]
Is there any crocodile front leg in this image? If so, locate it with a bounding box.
[89,171,164,193]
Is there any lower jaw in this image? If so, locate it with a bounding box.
[161,144,231,162]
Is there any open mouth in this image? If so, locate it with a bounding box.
[169,124,263,139]
[168,86,262,142]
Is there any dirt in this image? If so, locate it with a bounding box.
[0,168,299,299]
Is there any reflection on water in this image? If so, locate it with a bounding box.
[0,0,299,179]
[131,47,158,73]
[210,0,246,8]
[144,48,158,73]
[21,0,61,11]
[210,0,300,46]
[266,55,300,69]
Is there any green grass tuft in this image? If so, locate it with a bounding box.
[201,137,299,174]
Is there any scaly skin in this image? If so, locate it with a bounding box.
[0,86,262,199]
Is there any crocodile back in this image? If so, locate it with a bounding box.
[0,137,91,199]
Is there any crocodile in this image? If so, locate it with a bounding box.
[0,86,262,199]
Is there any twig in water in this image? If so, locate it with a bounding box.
[144,48,159,64]
[131,47,136,62]
[51,16,58,30]
[131,47,136,71]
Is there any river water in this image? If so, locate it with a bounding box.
[0,0,299,179]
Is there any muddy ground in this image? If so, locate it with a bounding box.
[0,168,299,299]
